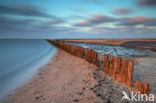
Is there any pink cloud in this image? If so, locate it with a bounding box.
[131,16,153,23]
[74,14,156,27]
[119,16,154,25]
[139,0,156,6]
[74,21,91,26]
[74,14,117,27]
[89,14,116,23]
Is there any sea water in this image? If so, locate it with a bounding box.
[0,39,56,99]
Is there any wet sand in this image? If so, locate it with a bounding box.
[0,49,135,103]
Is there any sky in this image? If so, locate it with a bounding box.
[0,0,156,39]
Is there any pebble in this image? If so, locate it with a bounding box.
[92,69,132,103]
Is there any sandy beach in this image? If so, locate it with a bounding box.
[0,48,134,103]
[0,49,99,103]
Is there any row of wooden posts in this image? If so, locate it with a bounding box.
[102,54,150,94]
[47,40,150,95]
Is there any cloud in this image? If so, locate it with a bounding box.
[118,16,155,26]
[91,27,118,32]
[89,14,117,23]
[47,19,65,24]
[0,15,40,31]
[90,25,156,37]
[144,21,156,26]
[74,21,91,27]
[0,4,54,18]
[74,14,156,28]
[112,8,132,14]
[74,14,117,27]
[0,16,36,30]
[138,0,156,7]
[74,14,155,27]
[0,15,79,39]
[1,14,156,39]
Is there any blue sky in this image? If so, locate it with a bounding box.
[0,0,156,39]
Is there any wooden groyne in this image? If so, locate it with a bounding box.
[47,40,150,95]
[102,55,133,87]
[85,48,100,67]
[102,54,150,94]
[48,40,84,58]
[135,79,150,94]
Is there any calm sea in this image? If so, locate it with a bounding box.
[0,39,56,99]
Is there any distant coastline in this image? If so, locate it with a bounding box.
[59,39,156,51]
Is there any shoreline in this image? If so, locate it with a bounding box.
[0,49,132,103]
[0,49,100,103]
